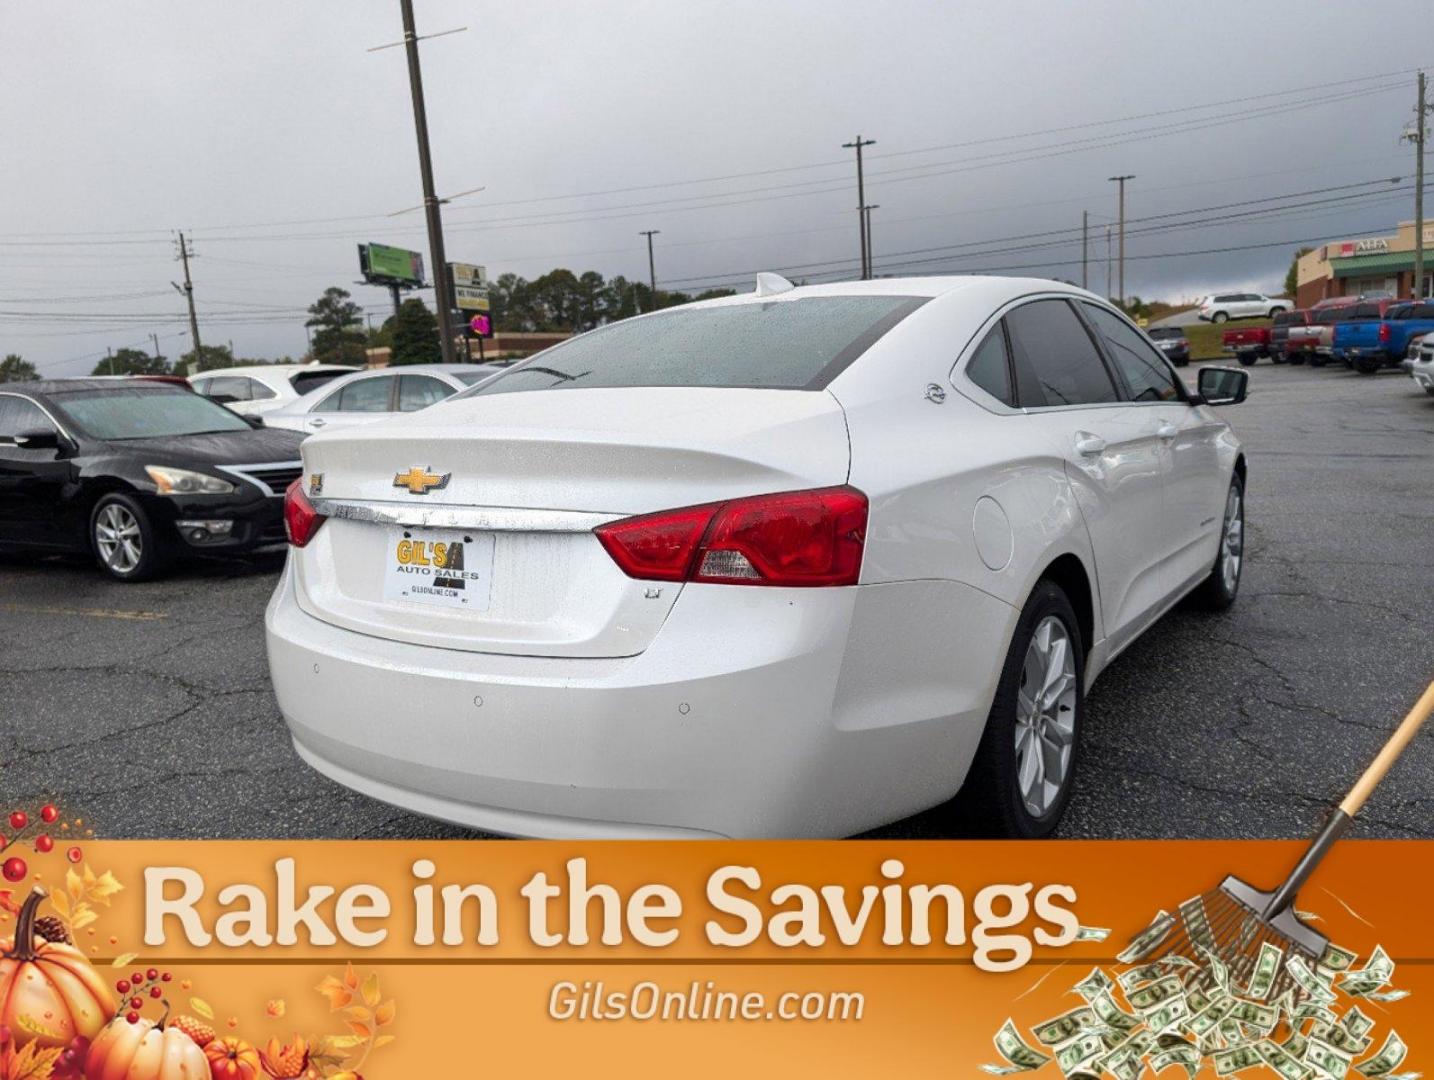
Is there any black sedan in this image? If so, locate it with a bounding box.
[0,379,305,580]
[1145,325,1191,367]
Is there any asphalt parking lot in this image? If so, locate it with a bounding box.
[2,361,1432,841]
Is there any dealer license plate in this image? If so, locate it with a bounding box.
[382,526,495,611]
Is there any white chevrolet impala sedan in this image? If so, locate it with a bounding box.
[265,275,1249,839]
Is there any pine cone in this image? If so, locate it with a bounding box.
[33,915,70,944]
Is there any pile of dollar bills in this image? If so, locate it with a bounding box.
[983,903,1414,1080]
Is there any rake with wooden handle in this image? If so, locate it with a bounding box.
[1142,681,1434,1001]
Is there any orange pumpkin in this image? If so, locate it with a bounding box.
[85,1015,209,1080]
[204,1036,262,1080]
[0,887,115,1051]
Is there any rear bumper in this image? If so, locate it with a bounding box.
[264,561,1016,838]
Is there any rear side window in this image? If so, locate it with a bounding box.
[1004,299,1120,408]
[1417,303,1434,319]
[1273,312,1295,327]
[1082,304,1183,403]
[461,296,926,397]
[203,376,251,402]
[291,369,352,395]
[963,324,1014,406]
[1352,303,1382,319]
[397,374,451,412]
[335,376,393,413]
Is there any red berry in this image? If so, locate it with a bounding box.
[8,812,27,831]
[129,997,143,1010]
[35,834,54,853]
[150,986,162,999]
[116,980,130,994]
[66,846,82,864]
[40,805,59,824]
[146,967,159,981]
[161,972,172,982]
[126,1012,139,1024]
[1,857,26,883]
[131,972,143,986]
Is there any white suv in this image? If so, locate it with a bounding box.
[1198,293,1288,323]
[190,364,357,417]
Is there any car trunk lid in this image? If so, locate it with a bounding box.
[291,386,852,658]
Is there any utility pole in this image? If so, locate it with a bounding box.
[397,0,457,363]
[1081,211,1089,290]
[172,232,202,367]
[1404,70,1430,298]
[1105,226,1113,300]
[1108,175,1134,308]
[639,230,660,311]
[861,205,879,276]
[843,135,876,279]
[150,333,162,370]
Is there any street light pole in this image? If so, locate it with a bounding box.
[398,0,457,363]
[843,135,876,279]
[1108,175,1134,308]
[639,229,660,311]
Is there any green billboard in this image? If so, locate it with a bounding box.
[358,243,425,287]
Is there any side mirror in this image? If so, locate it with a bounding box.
[1197,366,1249,406]
[244,414,265,429]
[13,428,62,451]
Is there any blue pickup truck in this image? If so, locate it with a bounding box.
[1333,299,1434,374]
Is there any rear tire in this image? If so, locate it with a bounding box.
[1309,354,1327,368]
[1212,311,1229,323]
[1193,474,1244,611]
[1268,307,1285,319]
[90,493,168,582]
[1238,354,1257,366]
[954,580,1084,839]
[1355,357,1380,375]
[1288,353,1306,366]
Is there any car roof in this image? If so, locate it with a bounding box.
[18,378,183,396]
[194,364,358,377]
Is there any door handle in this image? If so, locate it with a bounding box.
[309,418,326,428]
[1155,422,1178,441]
[1073,431,1107,457]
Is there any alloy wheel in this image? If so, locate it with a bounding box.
[1220,485,1243,594]
[95,503,142,574]
[1013,615,1077,818]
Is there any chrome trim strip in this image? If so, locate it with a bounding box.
[217,460,304,498]
[310,498,619,533]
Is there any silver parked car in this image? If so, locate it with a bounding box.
[262,363,506,434]
[1409,336,1434,395]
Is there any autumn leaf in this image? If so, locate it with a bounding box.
[373,1033,396,1049]
[2,1041,65,1080]
[374,999,396,1027]
[65,868,84,905]
[189,997,215,1020]
[111,952,138,968]
[45,891,68,920]
[0,890,20,917]
[321,1035,365,1053]
[86,869,124,905]
[265,999,286,1019]
[344,1020,372,1040]
[360,972,381,1008]
[342,963,359,990]
[71,907,98,931]
[342,1006,372,1025]
[315,975,353,1011]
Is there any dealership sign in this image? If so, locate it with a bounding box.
[1338,238,1390,256]
[450,262,490,314]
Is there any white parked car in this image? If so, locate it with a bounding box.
[189,364,357,417]
[265,276,1250,839]
[1409,335,1434,395]
[1197,293,1288,323]
[263,363,506,435]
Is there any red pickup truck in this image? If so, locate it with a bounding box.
[1222,325,1272,365]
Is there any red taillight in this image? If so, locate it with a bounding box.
[1379,323,1391,342]
[283,479,326,548]
[595,486,868,587]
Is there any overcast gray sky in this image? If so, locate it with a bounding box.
[3,1,1430,375]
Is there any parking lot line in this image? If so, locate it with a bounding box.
[0,602,168,622]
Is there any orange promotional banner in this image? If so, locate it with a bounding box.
[0,839,1428,1077]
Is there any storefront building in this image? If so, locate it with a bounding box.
[1295,220,1434,308]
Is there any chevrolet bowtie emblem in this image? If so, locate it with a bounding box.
[393,467,451,495]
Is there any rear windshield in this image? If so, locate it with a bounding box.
[457,296,926,397]
[289,369,354,394]
[1146,327,1184,339]
[1272,312,1299,327]
[1317,307,1356,323]
[1351,303,1383,319]
[49,386,251,440]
